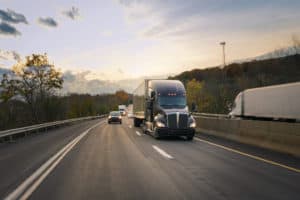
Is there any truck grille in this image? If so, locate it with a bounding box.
[167,113,188,129]
[167,113,177,129]
[179,114,188,128]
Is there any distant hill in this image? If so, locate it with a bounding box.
[233,45,300,63]
[170,54,300,114]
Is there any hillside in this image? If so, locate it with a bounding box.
[170,54,300,114]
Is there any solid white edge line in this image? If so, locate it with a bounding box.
[152,145,174,159]
[194,137,300,173]
[19,135,82,200]
[5,121,103,200]
[136,131,141,136]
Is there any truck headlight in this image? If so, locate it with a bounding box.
[189,121,196,128]
[156,121,165,127]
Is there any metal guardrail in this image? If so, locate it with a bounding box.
[0,115,107,140]
[193,112,229,119]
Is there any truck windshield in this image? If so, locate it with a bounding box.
[158,96,186,108]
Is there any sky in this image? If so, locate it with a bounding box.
[1,0,300,92]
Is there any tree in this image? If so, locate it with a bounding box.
[115,90,129,105]
[0,54,63,122]
[186,79,203,112]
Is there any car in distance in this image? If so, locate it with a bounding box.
[108,111,122,124]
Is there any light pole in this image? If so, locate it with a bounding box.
[220,41,226,68]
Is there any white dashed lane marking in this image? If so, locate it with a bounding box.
[152,145,174,159]
[136,131,141,136]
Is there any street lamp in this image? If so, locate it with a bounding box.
[220,41,226,68]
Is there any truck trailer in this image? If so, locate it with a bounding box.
[132,79,196,140]
[229,82,300,121]
[118,105,126,116]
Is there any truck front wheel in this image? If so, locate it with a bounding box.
[186,136,194,141]
[153,128,161,140]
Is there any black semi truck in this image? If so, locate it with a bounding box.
[132,79,196,140]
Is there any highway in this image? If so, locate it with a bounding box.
[0,117,299,200]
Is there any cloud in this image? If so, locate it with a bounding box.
[118,68,124,74]
[62,70,125,94]
[0,50,21,62]
[0,8,28,24]
[62,7,80,20]
[61,70,172,94]
[0,22,21,36]
[37,17,58,28]
[101,30,112,37]
[118,0,300,39]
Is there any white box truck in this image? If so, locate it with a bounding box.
[230,82,300,121]
[118,105,126,116]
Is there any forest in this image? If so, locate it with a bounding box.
[171,54,300,114]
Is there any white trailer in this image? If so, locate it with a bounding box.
[118,105,126,116]
[230,82,300,121]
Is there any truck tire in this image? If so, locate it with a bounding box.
[153,128,161,140]
[186,136,194,141]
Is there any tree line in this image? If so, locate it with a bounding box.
[1,52,300,130]
[0,54,129,130]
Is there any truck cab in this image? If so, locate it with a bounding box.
[133,80,196,140]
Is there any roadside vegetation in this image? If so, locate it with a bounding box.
[173,54,300,114]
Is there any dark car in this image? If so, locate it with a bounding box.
[108,111,122,124]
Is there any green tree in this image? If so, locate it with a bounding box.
[186,79,203,112]
[0,54,63,122]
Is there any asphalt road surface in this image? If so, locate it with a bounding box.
[0,117,299,200]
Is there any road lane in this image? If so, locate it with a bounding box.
[5,122,104,200]
[30,120,191,200]
[0,119,103,199]
[1,117,299,200]
[126,118,300,200]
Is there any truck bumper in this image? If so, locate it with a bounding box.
[156,127,195,137]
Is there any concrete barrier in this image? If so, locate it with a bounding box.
[195,116,300,157]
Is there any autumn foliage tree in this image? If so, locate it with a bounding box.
[0,54,63,122]
[115,90,129,104]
